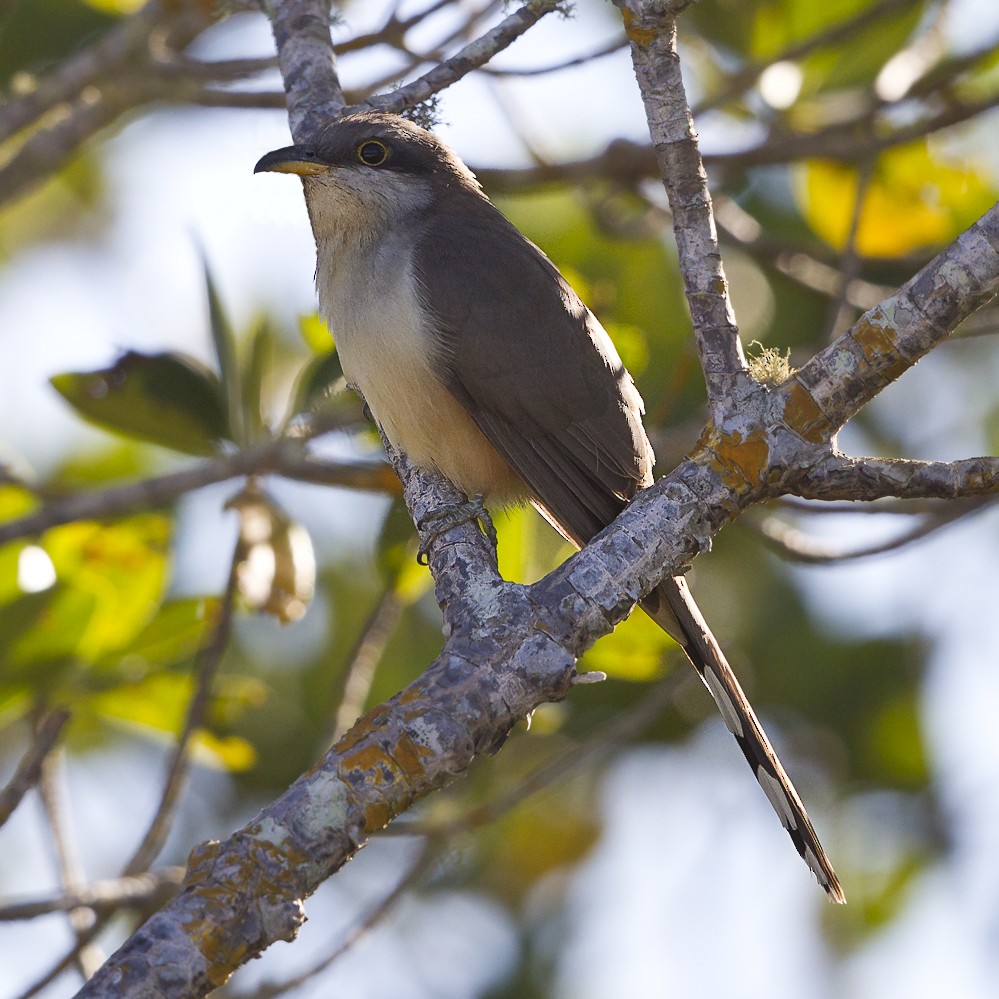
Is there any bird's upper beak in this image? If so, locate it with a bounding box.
[254,145,330,176]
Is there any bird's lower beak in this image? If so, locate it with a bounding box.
[254,146,330,176]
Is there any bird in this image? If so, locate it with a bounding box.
[255,111,845,902]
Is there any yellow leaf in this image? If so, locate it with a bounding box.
[581,610,676,682]
[797,143,996,256]
[191,729,257,772]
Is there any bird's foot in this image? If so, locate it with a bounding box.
[416,494,497,565]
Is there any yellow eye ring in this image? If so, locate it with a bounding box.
[357,140,389,166]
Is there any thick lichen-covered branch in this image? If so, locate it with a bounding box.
[786,202,999,439]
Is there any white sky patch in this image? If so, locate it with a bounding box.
[17,545,56,593]
[759,61,803,110]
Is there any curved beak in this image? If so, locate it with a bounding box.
[254,146,330,176]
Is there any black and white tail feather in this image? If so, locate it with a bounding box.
[649,577,845,903]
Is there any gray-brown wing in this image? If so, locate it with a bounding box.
[413,201,844,901]
[412,203,654,545]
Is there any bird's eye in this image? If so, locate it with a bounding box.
[357,140,389,166]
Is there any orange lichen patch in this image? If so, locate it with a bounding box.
[338,740,401,785]
[335,705,393,753]
[620,7,660,46]
[715,428,770,489]
[851,319,910,382]
[398,684,429,706]
[181,833,312,986]
[695,426,770,491]
[361,799,394,832]
[389,729,435,777]
[782,379,832,444]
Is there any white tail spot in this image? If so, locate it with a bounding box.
[757,766,798,831]
[702,666,744,738]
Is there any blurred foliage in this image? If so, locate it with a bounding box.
[799,144,996,255]
[1,0,998,993]
[0,0,119,87]
[51,351,231,456]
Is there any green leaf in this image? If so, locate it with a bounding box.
[798,143,997,255]
[91,670,193,737]
[42,514,171,663]
[203,264,244,446]
[190,729,257,772]
[290,349,345,417]
[0,585,97,682]
[0,0,118,88]
[241,320,273,441]
[95,597,220,674]
[91,672,261,771]
[50,351,229,455]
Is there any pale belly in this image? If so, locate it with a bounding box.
[319,241,521,499]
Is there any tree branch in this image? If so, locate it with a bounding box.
[0,438,393,547]
[614,0,747,410]
[362,0,565,116]
[263,0,344,140]
[787,203,999,439]
[797,454,999,501]
[0,709,70,831]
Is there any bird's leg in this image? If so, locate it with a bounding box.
[416,493,497,564]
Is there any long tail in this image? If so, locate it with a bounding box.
[642,577,845,903]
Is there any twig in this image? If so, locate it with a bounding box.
[0,708,69,830]
[0,0,162,144]
[363,0,565,116]
[0,438,390,546]
[796,454,999,502]
[481,34,626,76]
[329,584,405,742]
[752,497,993,564]
[0,868,184,922]
[38,749,104,979]
[263,0,345,140]
[821,158,875,341]
[390,670,686,837]
[614,1,748,410]
[122,544,241,876]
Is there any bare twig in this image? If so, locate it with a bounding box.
[237,844,435,999]
[0,1,162,144]
[0,4,217,207]
[390,670,687,838]
[363,0,565,116]
[0,868,184,922]
[329,584,405,742]
[122,545,241,876]
[0,438,392,547]
[752,497,993,564]
[263,0,344,140]
[797,454,999,502]
[0,709,69,831]
[38,750,104,979]
[821,158,875,341]
[615,1,748,409]
[481,34,626,76]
